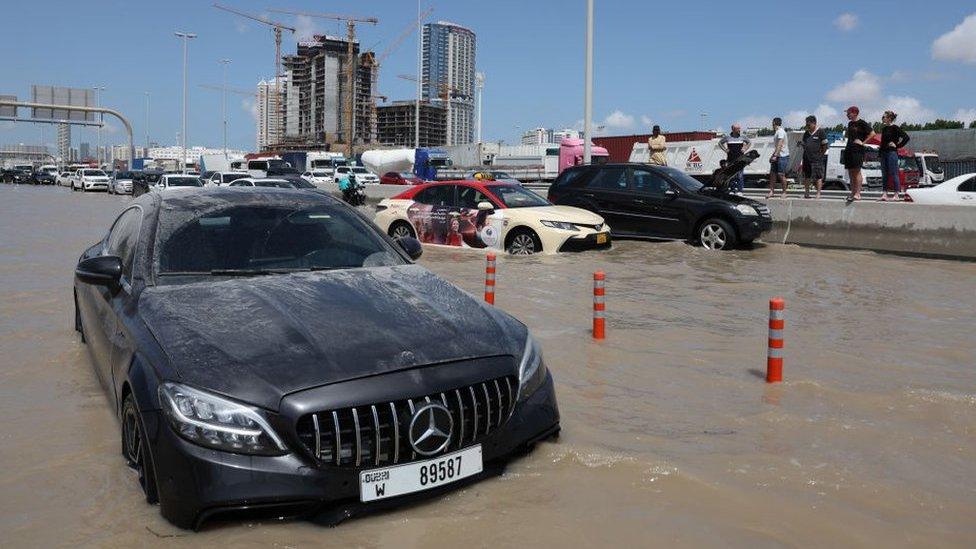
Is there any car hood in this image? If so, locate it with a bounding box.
[510,205,605,225]
[138,264,523,410]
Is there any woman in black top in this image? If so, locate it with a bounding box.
[879,110,910,201]
[843,106,875,202]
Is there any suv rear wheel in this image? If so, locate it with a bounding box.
[698,218,737,250]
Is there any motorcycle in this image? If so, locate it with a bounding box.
[340,175,367,206]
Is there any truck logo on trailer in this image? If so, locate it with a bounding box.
[686,149,703,170]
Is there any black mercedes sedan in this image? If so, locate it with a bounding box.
[73,187,559,529]
[547,163,772,250]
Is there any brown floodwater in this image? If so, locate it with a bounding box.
[1,185,975,547]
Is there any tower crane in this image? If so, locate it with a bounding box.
[270,8,378,157]
[213,4,295,150]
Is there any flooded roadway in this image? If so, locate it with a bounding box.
[1,185,975,547]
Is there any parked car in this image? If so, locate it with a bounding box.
[36,164,60,184]
[31,170,57,185]
[72,169,111,192]
[227,177,296,189]
[109,171,136,194]
[57,171,75,187]
[905,173,976,205]
[302,169,335,186]
[204,171,249,186]
[375,180,610,255]
[547,163,772,250]
[336,165,379,185]
[1,168,32,184]
[72,187,558,528]
[380,171,423,185]
[155,174,204,190]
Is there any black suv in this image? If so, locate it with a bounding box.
[548,163,772,250]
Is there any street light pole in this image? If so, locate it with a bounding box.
[93,86,105,166]
[144,92,150,153]
[583,0,594,164]
[219,59,231,157]
[175,31,197,171]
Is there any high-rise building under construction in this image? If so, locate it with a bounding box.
[422,21,476,146]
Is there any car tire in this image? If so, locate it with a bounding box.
[389,220,416,240]
[121,393,160,504]
[506,228,542,255]
[697,218,737,250]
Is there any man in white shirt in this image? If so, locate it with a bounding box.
[766,117,790,199]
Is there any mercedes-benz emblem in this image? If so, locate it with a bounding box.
[408,403,454,456]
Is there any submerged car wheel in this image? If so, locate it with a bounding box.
[506,229,541,255]
[74,291,86,343]
[698,218,737,250]
[389,220,415,240]
[121,394,159,504]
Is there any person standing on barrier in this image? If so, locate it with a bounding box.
[766,117,790,199]
[879,110,910,202]
[843,106,875,203]
[648,125,667,166]
[800,115,828,199]
[719,124,751,194]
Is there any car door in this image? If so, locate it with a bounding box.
[576,166,634,233]
[456,184,499,248]
[408,185,457,245]
[105,207,144,404]
[627,168,685,238]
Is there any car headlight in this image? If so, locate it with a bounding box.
[517,333,548,401]
[540,220,579,231]
[158,382,287,456]
[735,204,758,216]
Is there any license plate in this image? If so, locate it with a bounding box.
[596,233,608,244]
[360,445,483,502]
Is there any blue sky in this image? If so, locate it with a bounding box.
[2,0,975,151]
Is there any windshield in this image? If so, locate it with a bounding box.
[157,204,404,275]
[490,185,550,208]
[352,167,369,174]
[312,171,330,177]
[115,171,135,179]
[657,167,704,192]
[83,169,106,176]
[924,155,943,174]
[223,173,248,183]
[289,178,316,189]
[254,180,293,188]
[492,171,513,179]
[167,177,203,187]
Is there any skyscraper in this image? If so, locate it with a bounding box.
[57,123,71,163]
[422,21,476,145]
[256,78,285,150]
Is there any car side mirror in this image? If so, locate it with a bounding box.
[396,236,423,260]
[76,255,123,286]
[665,188,678,198]
[477,201,494,212]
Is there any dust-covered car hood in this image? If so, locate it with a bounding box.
[138,264,525,410]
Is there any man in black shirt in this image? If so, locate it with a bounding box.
[800,115,828,199]
[879,110,910,201]
[719,124,751,194]
[843,106,875,202]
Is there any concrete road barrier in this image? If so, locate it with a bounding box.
[762,199,976,259]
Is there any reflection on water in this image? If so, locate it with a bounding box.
[1,186,975,547]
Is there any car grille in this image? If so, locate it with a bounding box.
[754,204,772,219]
[296,375,518,468]
[574,222,604,231]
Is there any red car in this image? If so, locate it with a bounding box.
[380,171,423,185]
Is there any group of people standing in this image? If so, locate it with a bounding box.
[646,106,911,202]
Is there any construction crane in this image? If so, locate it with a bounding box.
[270,8,378,157]
[199,83,256,97]
[213,3,295,150]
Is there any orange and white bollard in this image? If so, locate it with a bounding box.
[766,297,785,383]
[484,253,496,305]
[592,271,606,339]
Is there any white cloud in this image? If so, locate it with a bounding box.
[602,110,636,131]
[953,108,976,125]
[735,115,774,129]
[640,115,653,126]
[932,13,976,64]
[864,96,936,124]
[242,99,258,122]
[888,70,910,83]
[294,15,322,42]
[834,13,858,32]
[826,69,882,104]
